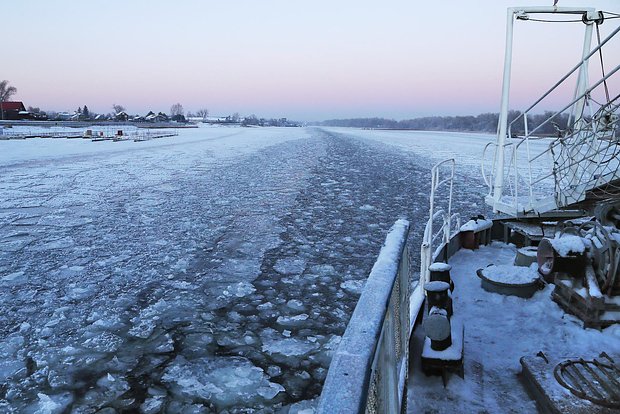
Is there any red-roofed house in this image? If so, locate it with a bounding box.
[0,101,26,120]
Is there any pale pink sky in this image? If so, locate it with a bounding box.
[4,0,620,120]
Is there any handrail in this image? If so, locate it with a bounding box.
[422,209,448,277]
[430,159,455,226]
[481,142,498,190]
[421,159,458,286]
[449,213,462,238]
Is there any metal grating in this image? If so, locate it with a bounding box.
[393,278,402,360]
[366,368,379,414]
[554,353,620,408]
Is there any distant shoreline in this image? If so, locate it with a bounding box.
[0,120,198,129]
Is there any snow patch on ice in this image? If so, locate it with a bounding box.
[274,258,306,274]
[277,314,309,327]
[286,299,305,311]
[2,271,25,282]
[287,397,318,414]
[340,279,365,295]
[262,335,319,357]
[220,281,256,298]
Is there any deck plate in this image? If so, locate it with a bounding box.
[521,353,619,413]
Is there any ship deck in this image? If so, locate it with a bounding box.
[406,242,620,413]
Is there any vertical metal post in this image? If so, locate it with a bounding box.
[447,162,454,232]
[493,8,516,210]
[571,21,594,129]
[524,114,535,205]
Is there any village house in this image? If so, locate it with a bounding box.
[114,111,129,122]
[0,101,26,120]
[144,111,169,122]
[0,101,47,120]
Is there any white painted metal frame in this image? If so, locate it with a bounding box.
[419,159,460,294]
[486,6,618,216]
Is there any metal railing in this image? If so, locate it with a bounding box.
[318,219,411,414]
[420,159,460,288]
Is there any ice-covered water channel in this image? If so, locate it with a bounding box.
[0,126,488,413]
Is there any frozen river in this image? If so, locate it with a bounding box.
[0,126,489,413]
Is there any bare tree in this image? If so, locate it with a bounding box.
[0,80,17,102]
[112,104,126,114]
[196,108,209,119]
[170,103,184,117]
[0,80,18,120]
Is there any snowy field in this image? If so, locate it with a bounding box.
[321,128,499,171]
[324,127,558,205]
[0,125,493,412]
[322,127,553,171]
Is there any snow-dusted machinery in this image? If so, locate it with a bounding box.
[537,209,620,328]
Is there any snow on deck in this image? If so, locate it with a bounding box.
[408,242,620,413]
[481,263,540,285]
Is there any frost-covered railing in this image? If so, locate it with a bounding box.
[411,159,461,339]
[420,160,460,287]
[318,219,410,414]
[485,7,620,216]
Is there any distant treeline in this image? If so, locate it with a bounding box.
[319,111,573,136]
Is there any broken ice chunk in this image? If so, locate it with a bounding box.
[34,392,73,414]
[286,299,305,312]
[81,332,123,353]
[220,281,256,298]
[276,314,309,327]
[162,356,284,409]
[274,258,306,275]
[340,279,365,295]
[262,338,319,358]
